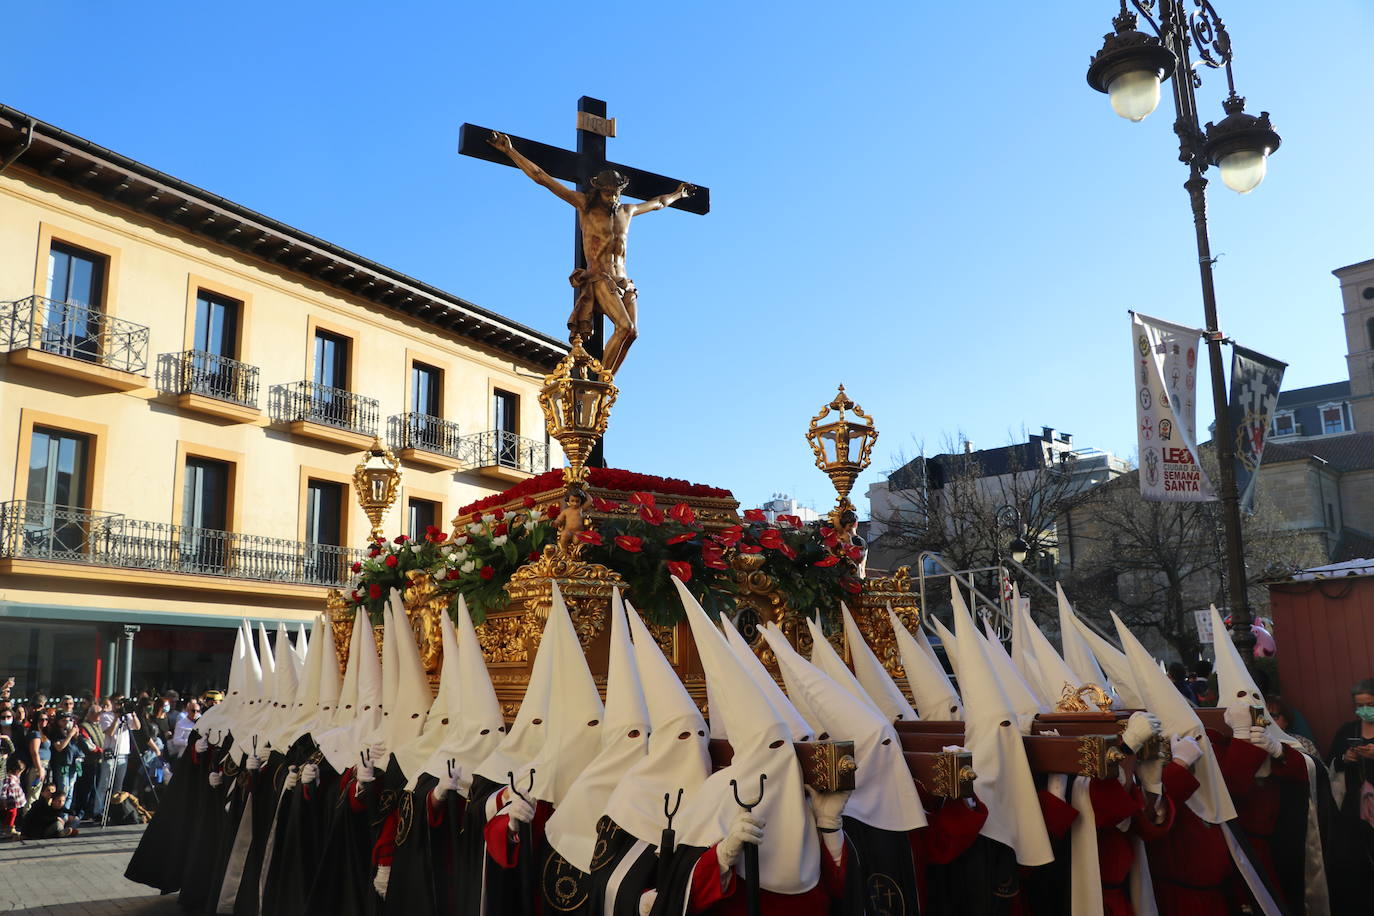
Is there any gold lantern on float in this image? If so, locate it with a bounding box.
[538,336,618,485]
[805,384,878,525]
[353,437,402,539]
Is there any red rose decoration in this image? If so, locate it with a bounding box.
[839,577,863,594]
[492,523,509,537]
[528,550,541,562]
[778,514,800,529]
[667,532,695,545]
[445,569,460,580]
[614,535,643,553]
[434,531,448,542]
[493,509,505,521]
[522,496,537,508]
[577,530,604,546]
[813,556,841,568]
[546,506,561,519]
[472,512,483,523]
[368,584,383,599]
[743,508,767,523]
[822,531,840,549]
[351,590,362,602]
[666,561,692,583]
[669,502,696,526]
[758,529,783,550]
[384,554,399,568]
[350,561,362,573]
[479,565,495,580]
[639,506,664,526]
[394,534,408,544]
[846,544,865,562]
[368,546,380,557]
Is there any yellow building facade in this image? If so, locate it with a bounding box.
[0,106,565,697]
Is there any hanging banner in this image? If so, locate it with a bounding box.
[1130,311,1215,502]
[1229,344,1287,512]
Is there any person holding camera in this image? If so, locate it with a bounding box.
[48,712,83,802]
[1327,677,1374,910]
[90,699,139,820]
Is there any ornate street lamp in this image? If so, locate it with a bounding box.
[353,437,402,540]
[538,335,618,486]
[806,385,878,524]
[1085,0,1280,661]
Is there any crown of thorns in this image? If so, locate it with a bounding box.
[589,169,629,191]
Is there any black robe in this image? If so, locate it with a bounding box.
[380,771,464,916]
[922,835,1019,916]
[540,815,655,914]
[230,747,289,916]
[124,726,206,892]
[648,836,864,916]
[841,816,923,915]
[456,774,514,916]
[260,735,330,916]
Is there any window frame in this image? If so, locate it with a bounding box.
[34,223,121,320]
[1317,402,1348,436]
[1271,410,1296,438]
[14,410,107,514]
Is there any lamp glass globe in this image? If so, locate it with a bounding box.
[1219,148,1268,194]
[1108,69,1162,122]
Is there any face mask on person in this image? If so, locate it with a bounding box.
[1,717,11,726]
[1356,705,1374,723]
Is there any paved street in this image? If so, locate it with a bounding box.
[0,824,181,915]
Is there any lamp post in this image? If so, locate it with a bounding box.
[1086,0,1280,661]
[353,438,402,541]
[805,385,879,528]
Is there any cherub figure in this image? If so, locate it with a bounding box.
[554,487,590,554]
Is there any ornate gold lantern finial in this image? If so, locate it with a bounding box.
[805,384,878,522]
[353,437,402,540]
[538,336,618,485]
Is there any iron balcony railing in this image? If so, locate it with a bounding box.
[388,412,463,460]
[0,295,150,375]
[269,380,379,437]
[0,500,361,587]
[157,350,260,408]
[458,430,550,474]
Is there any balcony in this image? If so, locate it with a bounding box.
[388,412,465,471]
[157,350,262,423]
[458,430,550,482]
[0,500,361,594]
[0,295,149,390]
[269,380,379,450]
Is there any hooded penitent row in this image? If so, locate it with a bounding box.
[127,578,1334,916]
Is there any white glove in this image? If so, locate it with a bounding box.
[373,864,390,898]
[209,771,223,788]
[245,754,262,772]
[505,795,535,837]
[356,761,376,784]
[1170,735,1203,769]
[1224,701,1255,740]
[718,810,764,873]
[1137,758,1164,796]
[432,767,463,804]
[284,766,300,790]
[1122,712,1161,753]
[195,736,210,754]
[1248,725,1283,758]
[1045,773,1069,801]
[301,763,319,785]
[638,889,658,916]
[805,786,850,832]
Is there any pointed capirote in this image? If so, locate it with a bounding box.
[951,582,1054,866]
[347,608,385,763]
[1112,611,1235,823]
[313,614,342,732]
[604,598,712,847]
[929,615,962,684]
[295,621,310,663]
[1010,587,1083,708]
[1070,613,1146,709]
[383,590,433,755]
[1009,584,1040,696]
[1207,605,1296,748]
[886,606,962,720]
[317,610,372,770]
[331,611,364,728]
[286,617,324,743]
[474,587,557,788]
[197,622,247,737]
[959,583,1042,723]
[546,587,650,871]
[1054,584,1114,699]
[806,616,883,717]
[841,602,918,722]
[442,595,506,789]
[394,597,457,786]
[720,611,814,741]
[267,624,301,749]
[515,580,604,805]
[669,576,820,895]
[760,623,926,831]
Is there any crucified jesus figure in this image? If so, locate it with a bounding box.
[487,131,693,374]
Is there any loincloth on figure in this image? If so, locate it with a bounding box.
[568,269,637,338]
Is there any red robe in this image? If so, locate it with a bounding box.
[684,841,846,915]
[909,793,990,911]
[1143,760,1236,915]
[1091,776,1176,916]
[1212,730,1308,909]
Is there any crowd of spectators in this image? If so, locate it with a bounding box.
[0,676,218,841]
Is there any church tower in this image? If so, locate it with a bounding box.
[1335,258,1374,432]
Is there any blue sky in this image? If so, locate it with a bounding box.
[7,1,1372,516]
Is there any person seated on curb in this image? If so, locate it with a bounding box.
[21,784,80,838]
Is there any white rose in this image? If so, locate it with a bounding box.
[452,549,468,564]
[460,560,476,574]
[492,535,509,547]
[481,514,496,524]
[452,535,469,547]
[467,523,484,536]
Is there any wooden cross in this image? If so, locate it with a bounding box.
[459,97,709,467]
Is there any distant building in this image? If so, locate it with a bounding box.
[758,493,821,525]
[1336,258,1374,432]
[1258,431,1374,562]
[1270,381,1354,440]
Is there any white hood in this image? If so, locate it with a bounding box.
[382,591,433,755]
[929,616,962,685]
[1010,589,1083,708]
[1069,613,1146,710]
[197,621,248,739]
[806,617,882,718]
[1208,605,1296,749]
[1112,611,1235,824]
[395,601,459,786]
[604,601,712,847]
[546,588,650,871]
[284,617,323,743]
[671,577,819,895]
[438,596,507,790]
[311,614,342,736]
[952,584,1053,866]
[842,603,918,723]
[1054,585,1115,704]
[975,612,1045,723]
[887,606,962,720]
[760,623,926,832]
[719,613,814,742]
[319,609,383,771]
[475,590,556,790]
